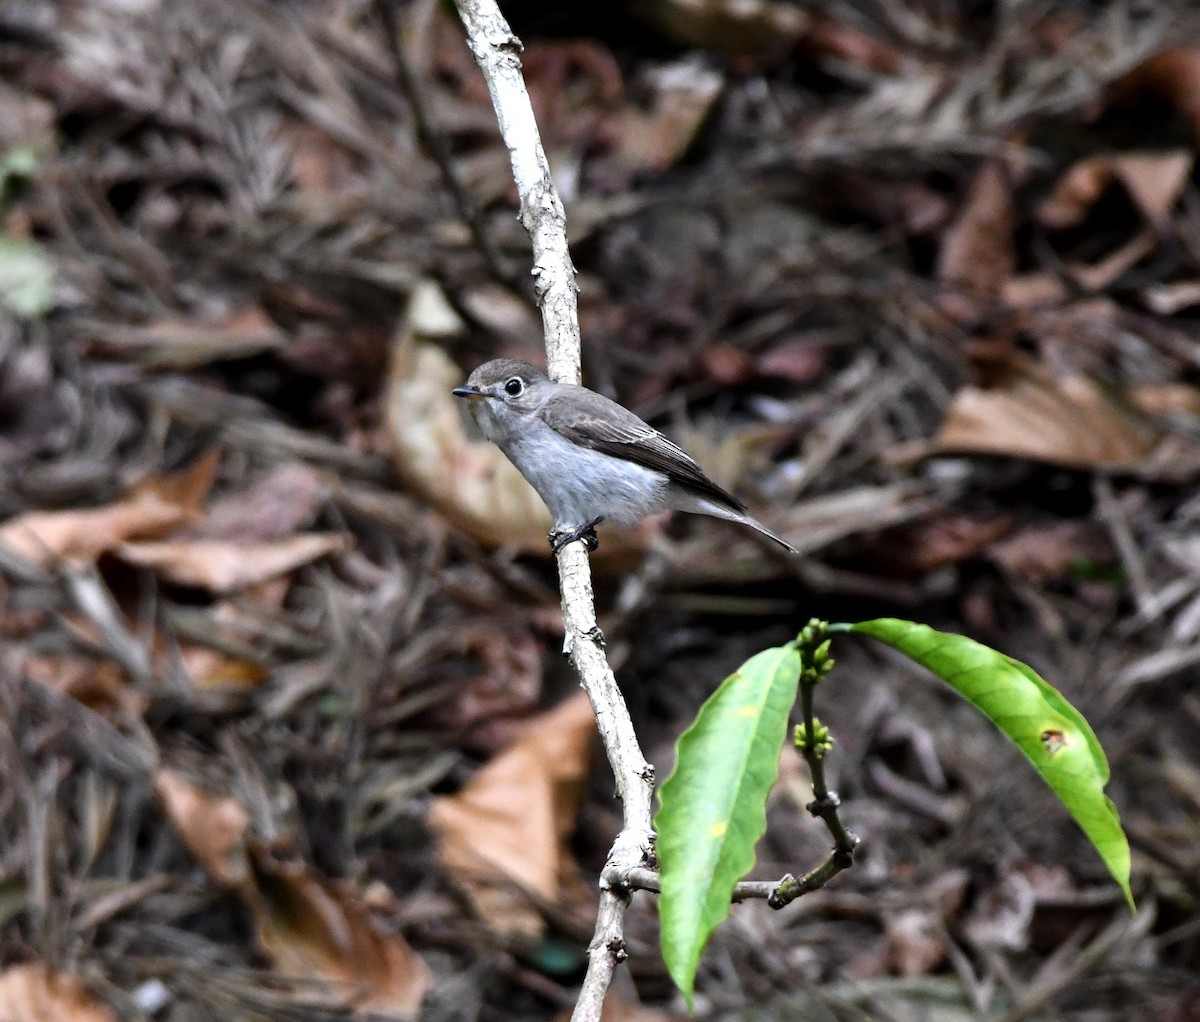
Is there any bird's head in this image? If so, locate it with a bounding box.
[452,359,550,440]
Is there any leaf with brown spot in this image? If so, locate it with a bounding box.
[0,451,219,567]
[428,692,596,941]
[153,770,250,888]
[0,963,118,1022]
[245,846,433,1016]
[116,533,350,593]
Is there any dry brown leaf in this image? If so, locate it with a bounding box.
[1037,156,1113,229]
[278,120,358,196]
[642,0,809,53]
[153,770,250,888]
[614,61,722,173]
[805,16,910,74]
[1112,151,1193,227]
[196,464,328,542]
[755,334,832,382]
[883,908,947,976]
[988,521,1109,585]
[22,656,144,717]
[871,515,1013,576]
[923,356,1167,470]
[428,692,596,940]
[246,846,433,1016]
[155,772,431,1015]
[698,342,754,385]
[457,284,541,340]
[431,622,544,754]
[937,160,1015,298]
[0,963,118,1022]
[0,451,219,567]
[116,533,350,593]
[177,645,269,690]
[1038,151,1192,230]
[1112,49,1200,144]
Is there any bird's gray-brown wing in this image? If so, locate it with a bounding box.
[541,386,746,511]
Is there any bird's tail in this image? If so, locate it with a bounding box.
[740,513,798,554]
[679,493,798,554]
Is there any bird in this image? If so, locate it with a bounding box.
[452,358,796,554]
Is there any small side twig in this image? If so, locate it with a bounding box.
[622,622,859,913]
[785,620,860,907]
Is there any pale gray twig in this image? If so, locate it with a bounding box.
[450,3,655,1020]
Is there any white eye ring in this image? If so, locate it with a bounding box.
[503,377,524,397]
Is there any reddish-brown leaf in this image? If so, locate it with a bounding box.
[428,693,595,940]
[1038,151,1191,230]
[153,770,250,889]
[925,357,1164,470]
[0,452,219,567]
[937,161,1016,298]
[246,847,433,1016]
[116,533,350,594]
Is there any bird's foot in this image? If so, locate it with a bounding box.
[549,516,605,554]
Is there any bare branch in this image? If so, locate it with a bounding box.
[450,3,656,1019]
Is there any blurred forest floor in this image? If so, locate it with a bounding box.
[0,0,1199,1020]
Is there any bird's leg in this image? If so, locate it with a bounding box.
[549,516,605,554]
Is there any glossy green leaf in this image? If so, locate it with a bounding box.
[656,643,801,1007]
[845,618,1132,908]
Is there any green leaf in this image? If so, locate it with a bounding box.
[0,235,54,317]
[655,643,801,1007]
[845,618,1132,908]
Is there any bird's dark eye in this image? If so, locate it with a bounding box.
[504,377,524,397]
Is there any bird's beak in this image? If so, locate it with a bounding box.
[452,385,489,401]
